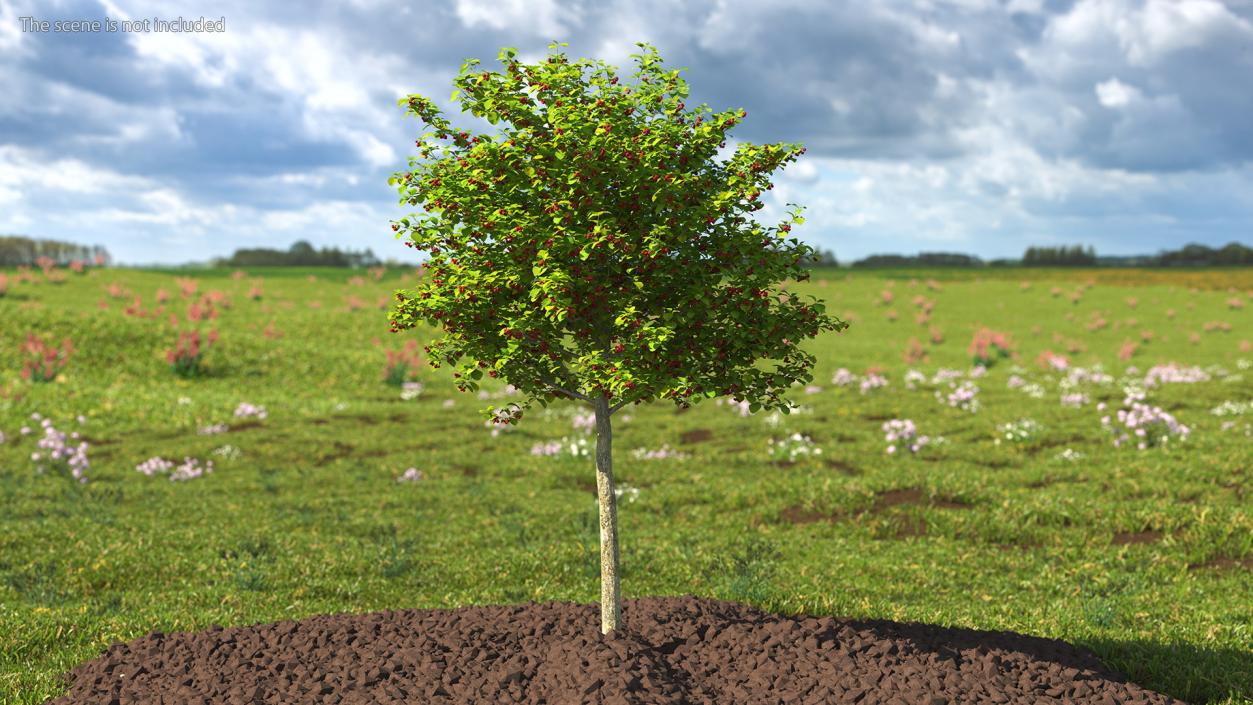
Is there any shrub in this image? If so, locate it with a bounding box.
[384,340,422,387]
[21,334,73,382]
[167,329,218,378]
[968,328,1012,368]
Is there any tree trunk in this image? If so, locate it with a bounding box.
[593,395,622,634]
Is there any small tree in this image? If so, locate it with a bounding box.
[388,41,848,634]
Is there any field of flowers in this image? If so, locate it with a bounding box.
[0,264,1250,704]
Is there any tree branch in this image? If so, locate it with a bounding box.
[538,371,591,402]
[608,398,633,414]
[558,387,593,402]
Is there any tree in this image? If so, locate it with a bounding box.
[288,240,317,265]
[387,41,848,634]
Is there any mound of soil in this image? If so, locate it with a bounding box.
[43,595,1182,705]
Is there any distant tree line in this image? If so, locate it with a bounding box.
[1151,242,1253,266]
[851,252,983,268]
[1022,245,1095,266]
[810,241,1252,269]
[1024,242,1253,267]
[0,235,111,266]
[214,240,381,268]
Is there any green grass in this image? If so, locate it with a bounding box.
[0,266,1250,704]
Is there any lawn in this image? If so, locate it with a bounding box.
[0,265,1250,704]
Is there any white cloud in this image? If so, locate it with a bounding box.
[1095,78,1140,108]
[0,0,30,55]
[785,159,820,184]
[1128,0,1253,65]
[1006,0,1045,14]
[0,145,153,194]
[122,18,413,168]
[454,0,581,37]
[259,200,380,232]
[1042,0,1253,68]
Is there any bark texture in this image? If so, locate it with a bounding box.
[593,395,622,634]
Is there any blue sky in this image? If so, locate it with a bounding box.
[1,0,1251,265]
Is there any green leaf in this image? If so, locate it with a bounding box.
[470,369,483,380]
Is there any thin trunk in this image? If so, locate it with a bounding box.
[593,395,622,634]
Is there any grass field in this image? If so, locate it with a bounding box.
[1,265,1250,704]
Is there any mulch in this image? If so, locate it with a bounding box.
[42,595,1183,705]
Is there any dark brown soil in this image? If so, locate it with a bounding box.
[823,458,862,476]
[679,429,713,444]
[1187,555,1253,572]
[891,515,928,538]
[931,497,974,510]
[41,595,1184,705]
[1112,531,1163,546]
[776,504,842,525]
[872,488,922,510]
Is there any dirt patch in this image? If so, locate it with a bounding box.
[1187,555,1253,572]
[40,595,1184,705]
[974,457,1012,469]
[931,496,974,510]
[459,466,479,478]
[228,420,264,432]
[776,504,842,525]
[824,458,862,476]
[861,413,895,421]
[332,413,382,425]
[893,516,928,538]
[679,429,713,444]
[873,487,923,510]
[314,442,388,466]
[1112,530,1163,546]
[1026,476,1086,489]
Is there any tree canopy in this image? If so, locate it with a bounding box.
[387,41,848,423]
